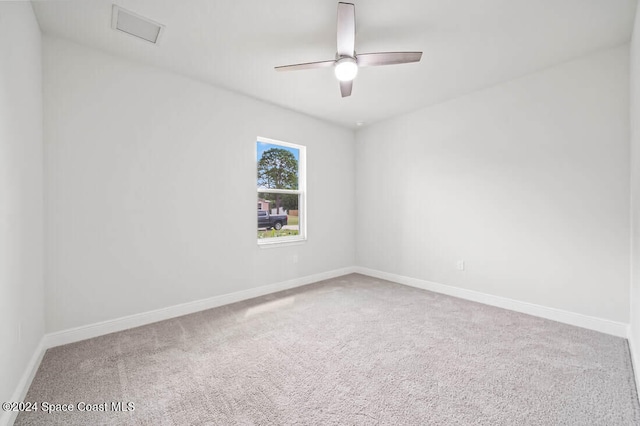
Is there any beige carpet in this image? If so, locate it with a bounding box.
[16,274,640,425]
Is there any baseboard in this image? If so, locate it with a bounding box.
[629,327,640,397]
[1,338,46,426]
[42,265,628,346]
[43,266,356,349]
[354,267,628,337]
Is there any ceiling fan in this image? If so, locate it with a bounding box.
[275,2,422,98]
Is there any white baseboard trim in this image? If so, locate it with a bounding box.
[43,266,356,349]
[354,267,628,337]
[628,327,640,396]
[1,338,46,426]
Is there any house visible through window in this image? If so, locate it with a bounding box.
[257,137,306,243]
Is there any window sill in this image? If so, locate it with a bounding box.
[258,238,307,249]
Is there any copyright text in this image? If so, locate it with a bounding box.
[2,401,135,413]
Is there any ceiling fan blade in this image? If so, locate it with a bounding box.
[275,60,335,72]
[337,2,355,57]
[357,52,422,67]
[340,80,353,97]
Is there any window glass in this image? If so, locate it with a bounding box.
[257,138,305,243]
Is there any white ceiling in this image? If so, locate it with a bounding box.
[32,0,637,129]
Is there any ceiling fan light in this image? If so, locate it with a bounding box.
[334,57,358,82]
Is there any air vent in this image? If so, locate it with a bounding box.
[111,5,164,44]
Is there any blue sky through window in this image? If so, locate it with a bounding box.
[257,141,299,162]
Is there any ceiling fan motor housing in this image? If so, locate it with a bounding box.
[334,56,358,82]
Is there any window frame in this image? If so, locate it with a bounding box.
[256,136,307,246]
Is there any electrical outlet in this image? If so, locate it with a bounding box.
[292,254,299,264]
[456,260,465,271]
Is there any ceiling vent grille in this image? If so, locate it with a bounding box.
[111,5,164,44]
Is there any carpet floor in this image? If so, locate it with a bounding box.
[16,274,640,425]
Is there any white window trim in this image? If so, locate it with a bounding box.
[257,136,307,246]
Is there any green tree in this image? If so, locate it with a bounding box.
[259,193,298,213]
[280,193,298,211]
[258,148,298,213]
[257,148,298,190]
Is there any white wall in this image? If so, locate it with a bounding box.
[629,6,640,381]
[43,37,355,333]
[0,0,44,411]
[356,46,630,323]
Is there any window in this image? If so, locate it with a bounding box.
[257,137,306,244]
